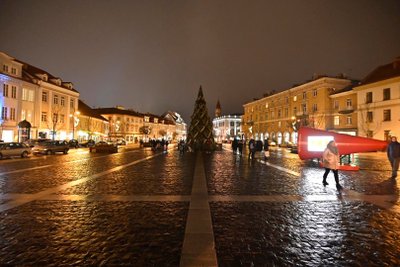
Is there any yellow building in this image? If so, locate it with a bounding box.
[329,86,358,136]
[242,76,353,145]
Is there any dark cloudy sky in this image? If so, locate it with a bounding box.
[1,0,399,122]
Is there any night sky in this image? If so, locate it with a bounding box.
[1,0,399,122]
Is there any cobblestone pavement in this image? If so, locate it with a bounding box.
[0,145,399,266]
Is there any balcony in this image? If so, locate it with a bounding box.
[338,106,354,114]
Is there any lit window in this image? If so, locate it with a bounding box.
[1,107,7,120]
[312,103,318,112]
[61,96,65,106]
[334,116,340,126]
[11,68,17,75]
[2,65,9,72]
[53,95,59,105]
[313,89,317,97]
[293,96,297,102]
[70,99,75,108]
[22,88,34,101]
[265,103,268,108]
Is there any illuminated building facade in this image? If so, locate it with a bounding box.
[354,57,400,140]
[1,52,79,142]
[242,75,353,145]
[212,101,242,142]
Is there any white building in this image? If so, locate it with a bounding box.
[1,52,79,142]
[355,57,400,140]
[213,115,242,142]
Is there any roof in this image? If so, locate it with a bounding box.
[360,57,400,85]
[95,107,144,117]
[78,100,108,122]
[0,50,79,93]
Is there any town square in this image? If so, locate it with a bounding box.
[1,0,400,266]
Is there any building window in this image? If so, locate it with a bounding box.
[367,111,373,122]
[11,68,17,75]
[42,92,48,102]
[367,130,373,138]
[2,65,9,72]
[312,103,318,112]
[60,114,65,123]
[301,103,307,113]
[284,108,288,117]
[22,88,34,101]
[293,96,297,102]
[11,86,17,98]
[278,109,281,118]
[70,99,75,109]
[313,89,317,97]
[383,88,390,101]
[366,92,373,104]
[293,107,297,115]
[303,92,307,99]
[41,112,47,122]
[10,108,16,121]
[61,96,65,106]
[333,100,339,110]
[334,116,340,126]
[1,107,7,120]
[53,95,59,105]
[346,99,352,108]
[3,84,9,97]
[265,103,268,108]
[285,97,289,104]
[383,109,391,121]
[53,113,58,123]
[346,116,352,125]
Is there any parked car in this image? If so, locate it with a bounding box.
[79,139,95,147]
[89,141,118,153]
[32,140,70,155]
[0,142,32,159]
[68,139,80,148]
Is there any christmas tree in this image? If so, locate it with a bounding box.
[187,86,215,151]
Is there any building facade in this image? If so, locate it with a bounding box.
[242,76,353,145]
[213,115,242,143]
[329,86,358,136]
[355,57,400,140]
[1,52,79,142]
[74,100,109,142]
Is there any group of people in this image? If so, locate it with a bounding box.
[231,138,270,160]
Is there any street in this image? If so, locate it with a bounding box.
[0,145,399,266]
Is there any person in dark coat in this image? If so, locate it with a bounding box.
[238,139,243,156]
[232,138,238,154]
[387,136,400,179]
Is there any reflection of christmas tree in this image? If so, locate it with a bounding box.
[187,86,215,151]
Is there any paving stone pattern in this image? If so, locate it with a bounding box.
[210,201,400,267]
[0,200,188,266]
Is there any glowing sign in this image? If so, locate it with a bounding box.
[307,136,334,152]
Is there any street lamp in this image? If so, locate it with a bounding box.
[70,111,80,140]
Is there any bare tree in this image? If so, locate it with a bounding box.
[46,105,66,140]
[359,102,381,137]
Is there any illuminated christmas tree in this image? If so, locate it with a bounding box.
[187,86,215,151]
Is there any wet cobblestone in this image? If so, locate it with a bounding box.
[210,201,400,266]
[0,150,156,194]
[59,152,196,195]
[0,200,188,266]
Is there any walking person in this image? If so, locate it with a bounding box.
[322,140,343,191]
[238,139,243,156]
[248,138,256,160]
[387,136,400,179]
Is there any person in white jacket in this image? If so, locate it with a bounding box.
[322,140,343,191]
